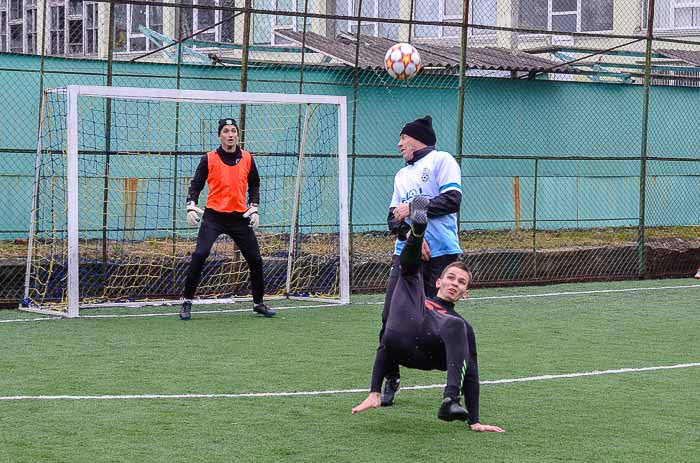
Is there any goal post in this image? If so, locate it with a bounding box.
[22,85,349,317]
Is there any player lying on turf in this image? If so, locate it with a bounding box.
[351,195,504,433]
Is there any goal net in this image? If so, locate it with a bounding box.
[22,86,349,317]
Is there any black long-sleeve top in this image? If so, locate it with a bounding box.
[371,296,480,424]
[186,145,260,205]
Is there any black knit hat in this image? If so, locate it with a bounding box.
[218,118,238,135]
[400,115,436,146]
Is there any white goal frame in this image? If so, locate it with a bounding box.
[22,85,350,318]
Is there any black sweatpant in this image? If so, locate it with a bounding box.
[183,209,264,303]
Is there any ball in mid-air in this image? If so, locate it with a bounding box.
[384,43,422,81]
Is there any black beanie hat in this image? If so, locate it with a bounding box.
[218,118,238,135]
[400,115,436,146]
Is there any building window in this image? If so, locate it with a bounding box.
[46,0,98,56]
[49,3,65,54]
[335,0,400,40]
[85,1,97,54]
[643,0,700,29]
[0,0,7,52]
[115,1,164,52]
[414,0,496,39]
[181,0,224,44]
[271,0,311,44]
[9,0,20,20]
[67,0,84,52]
[8,0,22,53]
[518,0,613,33]
[25,0,35,52]
[9,21,20,51]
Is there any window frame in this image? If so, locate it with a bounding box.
[520,0,613,34]
[49,2,65,55]
[670,0,700,29]
[126,1,165,52]
[113,1,168,53]
[47,0,99,56]
[24,0,35,53]
[0,0,8,52]
[66,0,83,55]
[191,0,219,43]
[642,0,700,30]
[413,0,498,39]
[548,0,580,33]
[180,0,223,47]
[8,0,22,53]
[338,0,379,37]
[271,0,309,44]
[84,1,97,54]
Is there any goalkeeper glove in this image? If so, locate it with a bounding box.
[186,201,204,226]
[243,204,259,230]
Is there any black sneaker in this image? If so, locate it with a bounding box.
[253,303,276,318]
[437,397,469,422]
[380,375,400,407]
[180,300,192,320]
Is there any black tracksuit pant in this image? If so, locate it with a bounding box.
[183,209,264,303]
[370,234,480,423]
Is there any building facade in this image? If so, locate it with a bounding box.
[1,0,699,59]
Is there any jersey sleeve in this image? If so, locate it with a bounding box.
[434,152,462,195]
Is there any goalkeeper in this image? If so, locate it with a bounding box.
[351,196,504,433]
[180,118,275,320]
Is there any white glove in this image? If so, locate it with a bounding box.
[186,201,204,226]
[243,204,259,230]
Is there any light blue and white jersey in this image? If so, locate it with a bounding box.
[391,149,462,257]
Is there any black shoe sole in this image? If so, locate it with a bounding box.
[409,195,430,225]
[438,413,468,422]
[253,309,276,318]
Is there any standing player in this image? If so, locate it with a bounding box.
[180,118,276,320]
[380,115,463,406]
[353,196,504,433]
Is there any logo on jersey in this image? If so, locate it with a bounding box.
[421,167,431,183]
[401,188,423,203]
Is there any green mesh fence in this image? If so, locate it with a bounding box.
[1,0,699,306]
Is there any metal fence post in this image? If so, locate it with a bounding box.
[638,0,656,278]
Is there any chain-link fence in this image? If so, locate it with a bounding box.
[1,0,699,305]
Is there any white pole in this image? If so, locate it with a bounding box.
[65,86,81,318]
[337,97,350,304]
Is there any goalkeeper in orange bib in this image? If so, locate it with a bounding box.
[351,196,504,432]
[180,118,275,320]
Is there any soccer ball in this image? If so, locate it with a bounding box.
[384,43,422,81]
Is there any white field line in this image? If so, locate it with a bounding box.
[465,283,700,302]
[0,302,339,323]
[1,362,698,401]
[4,283,699,323]
[357,283,700,304]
